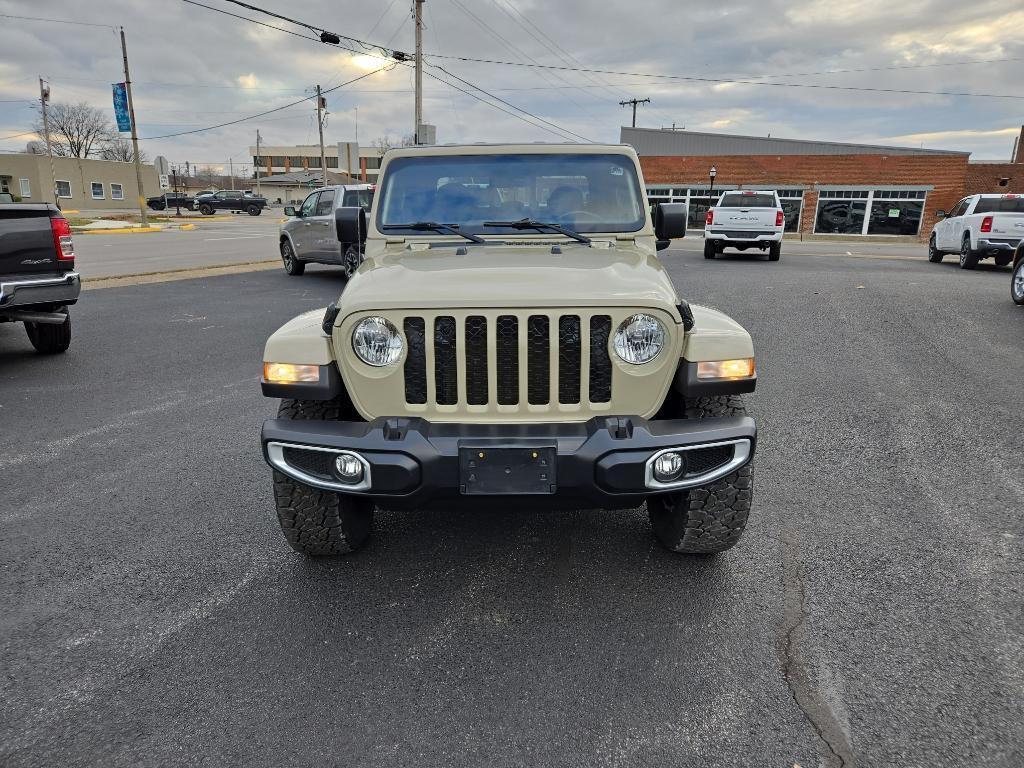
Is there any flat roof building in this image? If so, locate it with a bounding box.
[249,143,383,183]
[622,126,1024,240]
[0,153,161,210]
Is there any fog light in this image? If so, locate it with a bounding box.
[333,453,364,483]
[653,451,685,482]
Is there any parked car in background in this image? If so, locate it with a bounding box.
[1012,240,1024,305]
[929,193,1024,269]
[0,204,79,353]
[703,190,784,261]
[146,192,194,211]
[279,184,374,278]
[194,190,267,216]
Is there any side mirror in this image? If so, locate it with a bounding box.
[284,206,297,217]
[653,202,687,241]
[336,205,367,245]
[935,210,946,219]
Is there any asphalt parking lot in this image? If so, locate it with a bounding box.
[1,245,1021,767]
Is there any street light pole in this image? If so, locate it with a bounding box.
[173,165,181,216]
[38,77,58,207]
[708,164,717,209]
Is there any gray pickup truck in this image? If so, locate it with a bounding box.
[0,204,80,353]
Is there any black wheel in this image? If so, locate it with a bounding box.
[150,202,165,211]
[994,254,1012,267]
[281,240,305,276]
[273,397,372,556]
[768,241,781,261]
[24,308,71,354]
[199,204,214,216]
[342,244,362,279]
[247,205,261,216]
[927,234,943,263]
[647,395,754,554]
[959,235,979,269]
[1012,257,1024,305]
[703,239,716,259]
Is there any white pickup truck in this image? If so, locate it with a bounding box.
[928,193,1024,269]
[703,190,784,261]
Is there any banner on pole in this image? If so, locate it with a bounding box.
[112,83,131,132]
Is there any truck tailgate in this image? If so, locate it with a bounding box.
[0,206,59,276]
[713,208,779,231]
[988,213,1024,238]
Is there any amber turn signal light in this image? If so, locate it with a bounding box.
[696,358,755,380]
[263,362,321,384]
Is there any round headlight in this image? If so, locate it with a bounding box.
[613,313,666,364]
[352,316,403,366]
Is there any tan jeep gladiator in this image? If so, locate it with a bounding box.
[260,144,758,556]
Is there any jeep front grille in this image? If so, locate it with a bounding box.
[402,312,614,408]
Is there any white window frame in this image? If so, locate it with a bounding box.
[813,187,929,236]
[90,181,105,200]
[110,182,124,200]
[55,180,73,199]
[19,178,31,198]
[0,177,9,193]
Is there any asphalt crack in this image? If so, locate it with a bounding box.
[778,536,856,768]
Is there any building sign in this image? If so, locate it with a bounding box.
[112,83,131,132]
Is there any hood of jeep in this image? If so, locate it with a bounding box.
[337,243,681,318]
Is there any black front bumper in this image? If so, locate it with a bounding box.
[261,414,757,509]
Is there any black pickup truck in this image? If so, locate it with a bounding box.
[0,204,80,353]
[146,192,194,211]
[194,190,267,216]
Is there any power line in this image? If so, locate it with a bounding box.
[0,13,115,28]
[138,66,394,140]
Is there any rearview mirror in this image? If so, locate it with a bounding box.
[336,206,367,245]
[652,202,687,241]
[935,210,946,219]
[284,206,297,217]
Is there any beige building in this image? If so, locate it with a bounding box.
[0,153,161,210]
[250,143,384,183]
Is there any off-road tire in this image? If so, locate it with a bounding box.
[25,308,71,354]
[1012,257,1024,305]
[703,240,716,259]
[927,234,943,263]
[647,395,753,554]
[959,235,979,270]
[281,240,305,276]
[273,396,373,556]
[768,241,781,261]
[199,203,214,216]
[247,205,261,216]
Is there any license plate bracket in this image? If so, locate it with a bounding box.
[459,442,557,495]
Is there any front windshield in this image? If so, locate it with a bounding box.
[376,153,646,235]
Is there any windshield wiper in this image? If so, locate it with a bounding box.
[381,222,485,244]
[482,218,591,244]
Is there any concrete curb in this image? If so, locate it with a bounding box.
[79,226,164,235]
[81,260,280,289]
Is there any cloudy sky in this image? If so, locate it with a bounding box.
[1,0,1022,174]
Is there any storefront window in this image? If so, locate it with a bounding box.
[780,199,802,232]
[815,199,867,234]
[866,200,924,235]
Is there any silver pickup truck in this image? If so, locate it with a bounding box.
[0,204,80,353]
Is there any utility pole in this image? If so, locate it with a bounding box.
[255,129,261,198]
[619,97,650,128]
[414,0,423,144]
[172,165,181,216]
[315,84,327,186]
[119,27,147,225]
[38,78,58,207]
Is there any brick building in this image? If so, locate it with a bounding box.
[623,126,1024,240]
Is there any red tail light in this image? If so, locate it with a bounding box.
[50,215,75,263]
[980,216,993,233]
[705,210,714,226]
[776,210,784,227]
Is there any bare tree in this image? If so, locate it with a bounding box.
[372,134,416,157]
[99,138,149,163]
[33,102,115,158]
